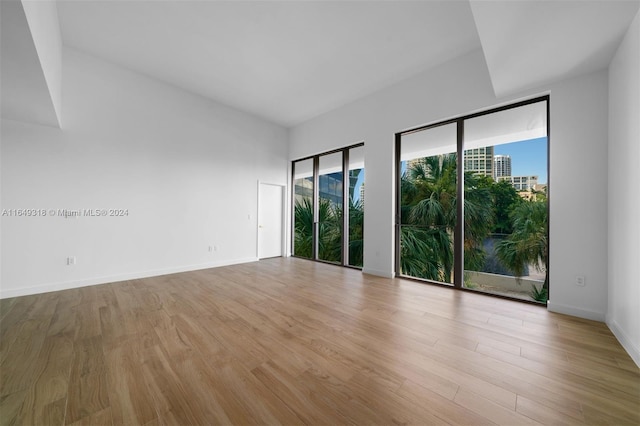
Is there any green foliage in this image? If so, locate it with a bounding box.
[400,225,453,281]
[530,284,548,302]
[489,180,523,234]
[293,196,364,266]
[400,154,494,281]
[496,200,549,292]
[400,154,548,300]
[295,153,549,301]
[293,197,314,259]
[317,199,342,263]
[464,272,478,289]
[348,197,364,267]
[463,171,494,271]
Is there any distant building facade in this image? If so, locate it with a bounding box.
[463,146,494,176]
[406,147,494,178]
[294,176,313,205]
[498,175,538,191]
[493,154,512,179]
[294,173,344,206]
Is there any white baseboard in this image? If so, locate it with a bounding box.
[362,267,395,279]
[546,300,606,322]
[0,257,259,299]
[606,316,640,368]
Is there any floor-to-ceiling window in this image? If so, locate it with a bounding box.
[317,152,343,264]
[396,97,549,303]
[398,123,458,285]
[347,146,365,267]
[292,143,364,268]
[292,158,314,259]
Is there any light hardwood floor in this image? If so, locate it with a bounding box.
[1,257,638,425]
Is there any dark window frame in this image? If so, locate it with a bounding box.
[395,95,550,305]
[291,142,365,269]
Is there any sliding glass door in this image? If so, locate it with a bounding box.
[463,101,548,302]
[396,97,549,303]
[292,143,364,268]
[398,123,457,285]
[348,146,365,267]
[318,152,343,263]
[292,159,314,259]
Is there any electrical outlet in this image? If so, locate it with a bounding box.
[67,256,76,266]
[575,275,585,286]
[208,246,213,252]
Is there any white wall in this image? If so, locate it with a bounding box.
[21,0,63,126]
[607,10,640,366]
[545,70,609,321]
[290,50,496,277]
[0,48,288,298]
[290,49,610,321]
[0,0,60,128]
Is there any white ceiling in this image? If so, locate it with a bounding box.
[6,1,640,128]
[1,0,60,127]
[470,0,640,98]
[56,0,482,127]
[401,99,548,161]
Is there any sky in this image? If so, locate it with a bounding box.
[352,169,365,202]
[353,136,548,201]
[494,137,548,184]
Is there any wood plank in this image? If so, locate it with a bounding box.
[66,407,113,426]
[0,390,27,426]
[140,345,215,425]
[251,360,338,425]
[104,340,157,426]
[65,336,110,424]
[454,388,542,425]
[0,257,637,426]
[15,334,74,425]
[396,379,495,425]
[0,319,51,396]
[516,395,585,426]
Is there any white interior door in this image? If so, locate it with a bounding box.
[258,183,283,259]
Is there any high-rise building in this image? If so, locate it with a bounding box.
[318,172,343,206]
[359,182,365,206]
[349,169,361,201]
[294,173,344,206]
[407,148,493,177]
[497,175,538,191]
[463,146,494,176]
[493,154,512,179]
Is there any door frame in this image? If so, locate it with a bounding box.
[256,181,286,259]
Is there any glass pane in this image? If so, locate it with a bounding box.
[463,100,548,303]
[293,158,314,259]
[399,123,457,285]
[318,152,343,264]
[348,146,364,267]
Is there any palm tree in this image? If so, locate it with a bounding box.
[400,225,453,281]
[400,155,457,281]
[495,200,548,300]
[348,197,364,267]
[293,197,314,258]
[317,199,342,262]
[400,154,493,282]
[462,169,494,271]
[293,197,343,263]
